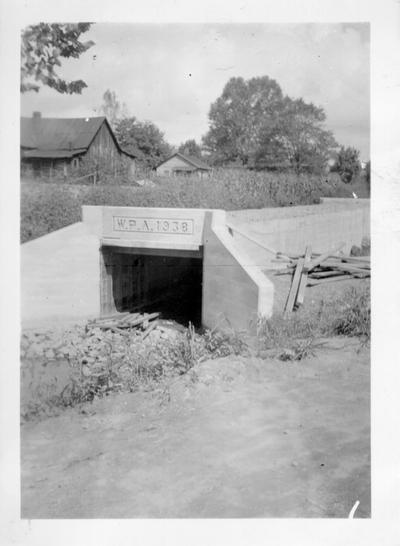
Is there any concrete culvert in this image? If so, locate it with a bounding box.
[101,247,203,327]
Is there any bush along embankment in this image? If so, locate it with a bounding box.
[20,169,367,243]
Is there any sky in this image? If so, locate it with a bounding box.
[21,23,370,159]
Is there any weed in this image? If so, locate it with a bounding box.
[330,287,370,339]
[203,327,248,358]
[257,284,370,357]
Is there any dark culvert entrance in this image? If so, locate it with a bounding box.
[100,246,203,327]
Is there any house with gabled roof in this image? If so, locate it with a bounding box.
[20,112,136,179]
[155,152,212,178]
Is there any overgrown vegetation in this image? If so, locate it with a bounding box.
[20,323,248,421]
[20,169,369,243]
[257,284,370,357]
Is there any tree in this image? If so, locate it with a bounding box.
[334,146,361,183]
[203,76,283,166]
[202,75,337,173]
[114,117,172,169]
[21,23,94,94]
[98,89,129,129]
[178,139,203,158]
[256,97,337,173]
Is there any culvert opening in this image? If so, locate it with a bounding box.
[101,246,203,327]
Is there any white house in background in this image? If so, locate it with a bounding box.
[155,152,212,178]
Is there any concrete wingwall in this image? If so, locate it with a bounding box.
[202,210,274,333]
[227,199,370,269]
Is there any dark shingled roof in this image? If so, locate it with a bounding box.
[22,149,86,159]
[20,116,136,158]
[157,152,211,171]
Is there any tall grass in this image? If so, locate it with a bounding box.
[257,284,371,352]
[20,168,368,243]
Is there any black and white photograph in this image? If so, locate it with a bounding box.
[1,0,400,543]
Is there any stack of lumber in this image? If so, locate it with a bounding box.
[87,311,160,339]
[273,243,370,313]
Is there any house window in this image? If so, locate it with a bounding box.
[72,157,79,169]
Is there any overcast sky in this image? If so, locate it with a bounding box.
[21,23,370,159]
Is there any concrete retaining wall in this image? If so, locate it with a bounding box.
[227,199,370,269]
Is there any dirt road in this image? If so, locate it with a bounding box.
[21,338,370,518]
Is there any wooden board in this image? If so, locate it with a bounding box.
[339,255,370,263]
[120,312,140,323]
[284,257,305,314]
[296,246,312,306]
[319,258,370,269]
[307,274,354,286]
[309,270,348,279]
[307,242,345,272]
[328,263,370,274]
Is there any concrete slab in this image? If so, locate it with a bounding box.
[21,222,100,329]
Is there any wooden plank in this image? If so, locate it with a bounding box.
[296,246,312,306]
[352,272,370,278]
[328,263,370,274]
[311,254,370,264]
[142,320,159,340]
[307,274,354,286]
[120,312,140,323]
[307,242,345,272]
[309,270,348,279]
[319,258,370,270]
[125,312,160,328]
[284,257,305,314]
[341,255,370,263]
